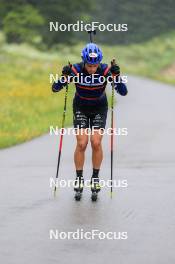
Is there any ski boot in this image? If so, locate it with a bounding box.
[74,176,84,201]
[91,177,101,201]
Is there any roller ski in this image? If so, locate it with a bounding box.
[74,176,84,201]
[91,177,101,202]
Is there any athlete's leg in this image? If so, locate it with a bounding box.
[90,130,104,169]
[90,107,107,169]
[74,130,89,170]
[73,101,90,171]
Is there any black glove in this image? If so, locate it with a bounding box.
[110,63,120,76]
[62,65,72,75]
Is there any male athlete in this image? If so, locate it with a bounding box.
[52,43,128,195]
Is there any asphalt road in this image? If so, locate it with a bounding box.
[0,76,175,264]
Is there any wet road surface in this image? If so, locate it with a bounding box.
[0,76,175,264]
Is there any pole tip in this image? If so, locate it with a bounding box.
[54,187,57,197]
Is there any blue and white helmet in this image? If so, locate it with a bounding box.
[81,43,103,64]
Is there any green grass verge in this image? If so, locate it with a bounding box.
[0,45,75,148]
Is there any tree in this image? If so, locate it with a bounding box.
[3,4,44,44]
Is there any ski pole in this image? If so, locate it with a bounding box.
[54,78,69,196]
[110,59,116,198]
[88,30,96,43]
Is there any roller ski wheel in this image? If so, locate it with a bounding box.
[91,191,98,202]
[74,191,82,201]
[74,176,84,201]
[91,177,101,202]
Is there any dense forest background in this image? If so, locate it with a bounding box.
[0,0,175,48]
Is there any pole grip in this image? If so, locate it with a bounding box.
[111,58,116,66]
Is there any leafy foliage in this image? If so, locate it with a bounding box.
[3,4,44,44]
